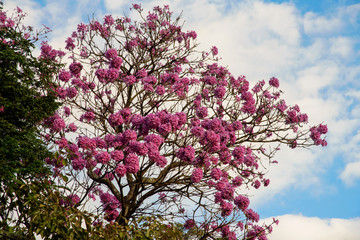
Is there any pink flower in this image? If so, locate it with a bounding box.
[318,124,328,134]
[253,180,261,189]
[122,129,137,144]
[59,70,71,82]
[143,83,154,92]
[232,176,243,187]
[66,87,77,98]
[63,106,71,117]
[80,111,95,122]
[145,113,161,129]
[110,57,123,69]
[95,68,107,82]
[124,75,138,85]
[69,62,83,77]
[69,194,80,205]
[211,46,218,55]
[264,179,270,187]
[108,111,124,127]
[94,137,107,149]
[111,150,124,161]
[191,168,203,183]
[221,225,230,237]
[277,100,287,112]
[191,126,204,138]
[65,37,75,50]
[232,146,245,161]
[143,75,157,85]
[157,123,171,135]
[52,117,66,132]
[220,201,233,217]
[155,85,166,95]
[68,123,77,132]
[124,153,139,173]
[186,30,197,39]
[196,107,208,119]
[115,164,127,177]
[132,3,142,10]
[129,141,148,156]
[176,145,195,163]
[105,48,117,59]
[210,168,222,180]
[221,184,234,200]
[120,108,132,123]
[269,77,279,88]
[107,68,119,81]
[219,150,231,164]
[103,15,114,26]
[245,209,259,222]
[149,153,167,168]
[144,134,164,147]
[56,137,68,149]
[214,86,226,99]
[72,158,86,170]
[100,192,121,221]
[234,195,250,211]
[95,151,111,164]
[184,219,195,229]
[135,68,147,79]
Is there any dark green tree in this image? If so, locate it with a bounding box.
[0,4,63,239]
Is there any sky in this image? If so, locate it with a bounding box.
[3,0,360,239]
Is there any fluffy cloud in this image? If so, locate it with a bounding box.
[340,153,360,186]
[304,12,344,36]
[104,0,129,12]
[265,215,360,240]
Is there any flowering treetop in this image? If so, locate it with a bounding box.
[43,3,327,240]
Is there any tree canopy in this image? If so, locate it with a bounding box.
[0,5,64,239]
[0,3,328,240]
[42,4,327,239]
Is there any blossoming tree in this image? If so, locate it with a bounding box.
[44,4,327,239]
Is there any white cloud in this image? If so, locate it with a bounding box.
[340,156,360,186]
[304,12,343,36]
[340,3,360,25]
[296,64,339,96]
[264,215,360,240]
[104,0,129,11]
[329,37,354,60]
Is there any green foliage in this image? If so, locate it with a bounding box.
[0,15,60,182]
[88,216,186,240]
[0,178,94,240]
[0,4,62,239]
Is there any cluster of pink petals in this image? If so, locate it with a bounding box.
[43,114,66,133]
[310,124,328,146]
[191,168,203,183]
[100,192,121,221]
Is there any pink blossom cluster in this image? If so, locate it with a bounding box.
[310,124,328,146]
[59,194,80,207]
[269,77,279,88]
[286,105,308,125]
[191,168,203,183]
[100,192,121,222]
[184,219,195,229]
[40,41,65,61]
[43,113,66,133]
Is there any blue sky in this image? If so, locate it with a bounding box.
[4,0,360,239]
